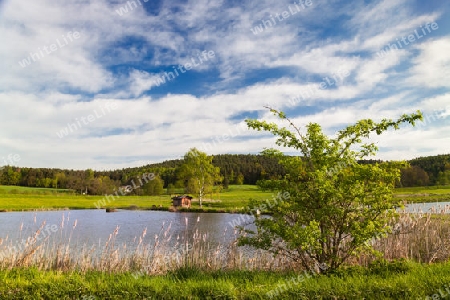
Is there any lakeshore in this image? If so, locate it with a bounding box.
[1,185,450,299]
[1,184,449,212]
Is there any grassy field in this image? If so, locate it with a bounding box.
[395,185,450,203]
[1,184,450,211]
[0,185,74,194]
[396,185,450,194]
[0,185,273,212]
[1,261,450,299]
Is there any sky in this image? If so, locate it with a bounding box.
[0,0,449,170]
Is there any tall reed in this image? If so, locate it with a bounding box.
[356,205,450,265]
[2,208,450,274]
[0,213,294,274]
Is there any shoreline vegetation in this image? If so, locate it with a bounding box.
[0,184,449,213]
[0,208,450,299]
[1,262,450,299]
[1,184,450,298]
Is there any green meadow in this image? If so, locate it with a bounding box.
[0,184,450,211]
[394,185,450,203]
[0,185,274,212]
[395,185,450,194]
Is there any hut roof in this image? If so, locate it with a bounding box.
[171,195,193,200]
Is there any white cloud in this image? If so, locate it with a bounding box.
[0,0,449,170]
[407,37,450,88]
[128,70,163,96]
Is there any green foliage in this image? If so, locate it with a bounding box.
[2,262,450,299]
[235,173,245,185]
[178,148,223,207]
[0,166,21,185]
[400,165,430,187]
[409,154,450,184]
[238,107,423,273]
[166,183,176,195]
[142,175,164,195]
[213,154,285,184]
[436,168,450,186]
[2,152,448,195]
[367,259,411,277]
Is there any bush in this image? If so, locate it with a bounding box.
[368,259,411,276]
[238,107,422,273]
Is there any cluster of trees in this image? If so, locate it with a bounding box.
[119,154,285,188]
[406,154,450,186]
[0,167,119,195]
[0,154,285,195]
[213,154,285,186]
[0,152,448,196]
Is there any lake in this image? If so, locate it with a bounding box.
[1,201,449,261]
[0,209,254,259]
[403,201,450,213]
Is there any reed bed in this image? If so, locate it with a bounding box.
[2,207,450,274]
[356,204,450,266]
[0,214,294,275]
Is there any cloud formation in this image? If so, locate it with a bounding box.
[0,0,449,169]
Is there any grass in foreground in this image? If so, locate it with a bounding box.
[0,207,450,299]
[1,261,450,299]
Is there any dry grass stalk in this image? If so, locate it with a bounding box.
[5,209,449,273]
[355,206,450,266]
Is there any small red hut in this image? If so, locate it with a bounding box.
[171,195,192,208]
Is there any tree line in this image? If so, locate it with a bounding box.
[0,153,449,195]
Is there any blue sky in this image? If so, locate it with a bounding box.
[0,0,449,170]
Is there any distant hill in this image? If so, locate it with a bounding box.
[111,154,286,187]
[408,154,450,185]
[1,153,449,194]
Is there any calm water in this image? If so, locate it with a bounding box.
[403,201,450,213]
[0,210,253,255]
[1,202,447,256]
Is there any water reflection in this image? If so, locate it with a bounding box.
[0,210,251,255]
[404,202,450,213]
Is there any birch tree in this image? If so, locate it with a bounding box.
[179,148,222,207]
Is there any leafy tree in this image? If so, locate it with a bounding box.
[178,148,222,207]
[436,164,450,186]
[25,169,37,186]
[53,172,67,189]
[142,175,164,195]
[0,166,21,185]
[235,173,245,185]
[85,169,94,180]
[409,154,450,185]
[238,107,422,273]
[185,177,200,194]
[400,165,430,187]
[166,183,176,195]
[223,177,229,189]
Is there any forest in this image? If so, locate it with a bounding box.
[0,153,449,196]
